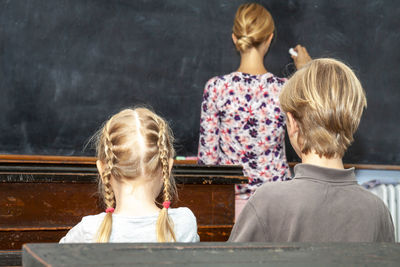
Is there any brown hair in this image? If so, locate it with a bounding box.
[232,3,275,53]
[94,107,177,242]
[279,58,367,158]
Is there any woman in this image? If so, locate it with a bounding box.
[197,3,311,215]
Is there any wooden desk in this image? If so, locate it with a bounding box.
[0,155,247,249]
[23,242,400,266]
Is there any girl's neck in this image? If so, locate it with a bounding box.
[112,179,161,217]
[237,48,268,75]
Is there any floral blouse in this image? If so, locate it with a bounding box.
[198,72,291,198]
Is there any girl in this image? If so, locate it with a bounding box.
[60,107,199,242]
[197,3,311,211]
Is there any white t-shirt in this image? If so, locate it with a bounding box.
[59,207,199,243]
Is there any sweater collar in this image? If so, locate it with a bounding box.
[293,163,357,184]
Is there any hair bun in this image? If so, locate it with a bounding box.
[232,3,275,53]
[236,35,253,52]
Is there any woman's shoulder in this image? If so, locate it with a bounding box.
[259,72,287,85]
[205,71,245,85]
[204,74,226,89]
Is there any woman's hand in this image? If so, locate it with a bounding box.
[292,44,312,69]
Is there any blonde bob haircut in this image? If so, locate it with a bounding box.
[94,107,177,242]
[279,58,367,158]
[232,3,275,53]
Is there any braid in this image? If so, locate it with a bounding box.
[95,121,116,242]
[101,169,116,210]
[156,119,176,242]
[158,121,171,202]
[102,122,116,209]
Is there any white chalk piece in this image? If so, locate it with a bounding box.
[289,48,298,57]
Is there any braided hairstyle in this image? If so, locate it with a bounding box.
[232,3,275,53]
[94,107,177,242]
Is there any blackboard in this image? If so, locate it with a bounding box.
[1,0,399,164]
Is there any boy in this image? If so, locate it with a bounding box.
[229,58,394,242]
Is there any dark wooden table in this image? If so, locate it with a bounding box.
[22,242,400,266]
[0,155,247,251]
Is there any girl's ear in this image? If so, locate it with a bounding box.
[168,158,174,175]
[96,160,105,180]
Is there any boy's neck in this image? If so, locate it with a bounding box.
[301,152,345,170]
[237,48,268,75]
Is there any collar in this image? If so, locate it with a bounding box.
[293,163,357,184]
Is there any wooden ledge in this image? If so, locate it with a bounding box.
[0,155,247,185]
[1,154,399,170]
[0,154,96,165]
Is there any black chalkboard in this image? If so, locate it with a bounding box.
[1,0,399,164]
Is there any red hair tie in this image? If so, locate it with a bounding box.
[105,207,115,213]
[163,201,171,209]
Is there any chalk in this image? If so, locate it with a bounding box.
[175,156,198,161]
[289,48,298,57]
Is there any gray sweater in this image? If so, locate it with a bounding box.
[229,164,395,242]
[60,207,199,243]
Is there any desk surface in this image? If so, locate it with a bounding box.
[23,242,400,267]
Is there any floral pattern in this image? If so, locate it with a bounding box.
[198,72,291,198]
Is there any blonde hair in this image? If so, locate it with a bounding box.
[279,58,367,158]
[232,3,275,53]
[94,107,177,242]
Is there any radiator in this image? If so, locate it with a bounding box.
[369,184,400,242]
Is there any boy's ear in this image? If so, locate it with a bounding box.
[286,112,299,137]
